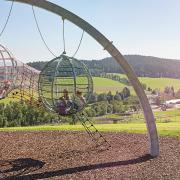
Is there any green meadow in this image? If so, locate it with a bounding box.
[92,75,180,95]
[1,121,180,137]
[139,77,180,91]
[93,77,133,94]
[110,73,180,91]
[2,76,180,100]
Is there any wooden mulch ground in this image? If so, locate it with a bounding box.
[0,131,180,179]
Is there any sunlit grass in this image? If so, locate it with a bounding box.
[0,88,39,104]
[111,73,180,91]
[1,121,180,137]
[93,77,133,94]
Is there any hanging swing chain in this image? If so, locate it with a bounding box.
[32,5,57,58]
[32,5,83,58]
[72,30,84,58]
[0,0,14,38]
[62,18,66,54]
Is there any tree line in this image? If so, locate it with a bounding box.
[0,102,58,128]
[99,73,130,86]
[0,87,139,127]
[84,87,140,117]
[28,55,180,78]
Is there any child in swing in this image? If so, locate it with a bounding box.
[0,80,11,99]
[56,89,72,115]
[57,96,67,115]
[73,90,86,111]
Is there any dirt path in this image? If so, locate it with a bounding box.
[0,131,179,179]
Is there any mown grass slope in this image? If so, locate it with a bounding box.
[1,121,180,137]
[111,73,180,91]
[1,76,180,100]
[93,77,133,94]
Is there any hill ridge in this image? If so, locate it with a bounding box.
[27,55,180,78]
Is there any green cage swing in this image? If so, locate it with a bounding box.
[38,55,93,115]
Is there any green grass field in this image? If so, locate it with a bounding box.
[93,75,180,94]
[1,76,180,99]
[93,77,133,94]
[0,88,38,104]
[139,77,180,91]
[102,109,180,124]
[110,73,180,91]
[0,121,180,137]
[1,108,180,137]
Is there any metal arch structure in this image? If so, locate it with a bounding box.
[6,0,159,157]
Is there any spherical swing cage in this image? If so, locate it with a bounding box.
[38,55,93,115]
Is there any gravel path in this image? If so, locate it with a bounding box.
[0,131,179,179]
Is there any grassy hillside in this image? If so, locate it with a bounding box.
[93,77,133,94]
[1,76,180,103]
[110,74,180,91]
[139,77,180,91]
[1,76,180,104]
[93,76,180,94]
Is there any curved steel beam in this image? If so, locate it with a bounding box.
[6,0,159,157]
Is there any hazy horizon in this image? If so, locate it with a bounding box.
[26,54,180,63]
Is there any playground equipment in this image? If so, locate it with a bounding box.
[38,55,109,148]
[12,60,40,104]
[38,54,109,148]
[1,0,159,156]
[0,44,40,103]
[38,55,93,115]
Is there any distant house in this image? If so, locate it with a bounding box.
[165,99,180,108]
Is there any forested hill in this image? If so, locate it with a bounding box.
[27,55,180,78]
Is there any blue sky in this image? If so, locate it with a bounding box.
[0,0,180,62]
